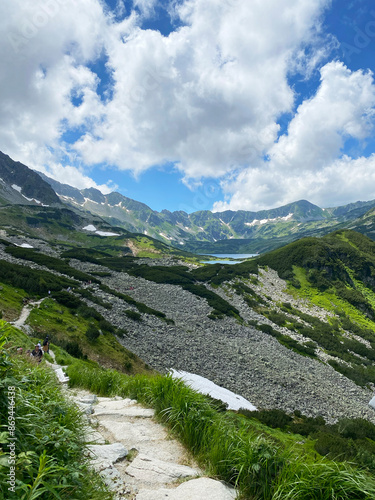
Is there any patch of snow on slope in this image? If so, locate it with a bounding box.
[96,231,120,237]
[159,232,172,240]
[22,195,48,206]
[84,197,99,205]
[12,184,22,192]
[170,369,257,411]
[15,243,34,248]
[245,213,293,227]
[83,225,97,231]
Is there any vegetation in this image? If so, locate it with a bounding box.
[0,323,112,500]
[66,361,375,500]
[25,298,147,374]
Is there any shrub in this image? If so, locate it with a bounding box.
[125,310,142,321]
[85,325,100,342]
[65,341,85,359]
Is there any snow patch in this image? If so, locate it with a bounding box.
[12,184,22,193]
[15,243,34,249]
[84,197,99,205]
[170,370,257,411]
[245,213,293,227]
[159,232,172,240]
[83,225,97,231]
[96,231,120,237]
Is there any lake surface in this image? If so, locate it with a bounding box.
[201,253,257,264]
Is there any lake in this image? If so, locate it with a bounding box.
[200,253,257,265]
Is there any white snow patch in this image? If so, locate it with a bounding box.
[245,213,293,227]
[95,231,120,237]
[84,197,99,205]
[179,241,184,245]
[12,184,22,193]
[83,225,97,231]
[15,243,34,249]
[144,230,148,235]
[170,370,257,411]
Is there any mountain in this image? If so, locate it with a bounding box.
[0,151,61,206]
[39,169,375,252]
[4,150,375,254]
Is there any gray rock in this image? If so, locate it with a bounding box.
[125,454,199,486]
[88,442,128,471]
[135,477,237,500]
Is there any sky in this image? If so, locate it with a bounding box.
[1,0,375,213]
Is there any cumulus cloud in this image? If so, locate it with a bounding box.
[213,62,375,211]
[74,0,332,179]
[133,0,158,18]
[2,0,375,209]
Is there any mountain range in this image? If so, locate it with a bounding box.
[3,150,375,254]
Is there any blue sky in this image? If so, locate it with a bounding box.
[1,0,375,212]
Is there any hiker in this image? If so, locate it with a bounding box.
[31,345,43,363]
[42,336,50,354]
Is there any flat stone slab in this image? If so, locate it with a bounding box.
[136,477,237,500]
[96,418,189,462]
[94,399,155,418]
[88,442,128,471]
[125,453,199,486]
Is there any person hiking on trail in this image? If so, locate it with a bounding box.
[31,344,43,363]
[42,336,50,354]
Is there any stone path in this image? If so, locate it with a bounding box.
[68,389,237,500]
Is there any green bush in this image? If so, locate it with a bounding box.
[85,325,100,342]
[125,310,142,321]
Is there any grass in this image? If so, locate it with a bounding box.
[0,282,26,321]
[0,324,113,500]
[66,361,375,500]
[25,298,149,374]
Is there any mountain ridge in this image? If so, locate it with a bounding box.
[3,150,375,254]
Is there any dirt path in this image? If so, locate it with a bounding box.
[11,299,44,329]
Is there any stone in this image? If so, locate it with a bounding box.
[369,396,375,410]
[94,399,154,418]
[88,442,128,471]
[135,477,237,500]
[125,454,199,486]
[79,395,97,404]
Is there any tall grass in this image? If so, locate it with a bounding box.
[0,330,112,500]
[68,361,375,500]
[272,460,375,500]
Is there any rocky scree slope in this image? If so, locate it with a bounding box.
[66,256,375,425]
[0,230,374,425]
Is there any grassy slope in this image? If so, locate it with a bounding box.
[0,322,112,500]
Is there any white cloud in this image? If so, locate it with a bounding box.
[213,62,375,211]
[2,0,375,210]
[75,0,332,178]
[133,0,158,17]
